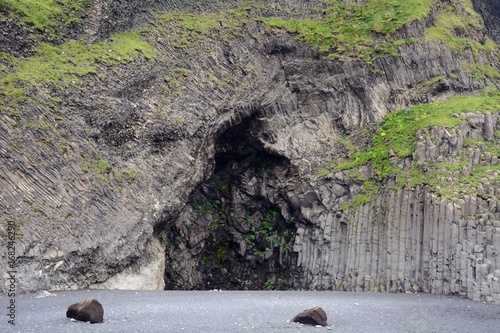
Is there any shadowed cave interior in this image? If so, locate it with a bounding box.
[162,115,301,290]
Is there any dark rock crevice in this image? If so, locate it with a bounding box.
[164,114,300,290]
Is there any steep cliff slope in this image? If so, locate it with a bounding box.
[472,0,500,43]
[1,0,499,303]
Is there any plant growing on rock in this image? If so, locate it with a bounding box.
[332,89,500,210]
[1,0,91,34]
[264,0,431,63]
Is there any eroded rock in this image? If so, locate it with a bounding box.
[0,0,499,306]
[66,298,104,324]
[292,306,328,326]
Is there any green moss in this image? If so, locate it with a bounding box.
[24,122,55,131]
[317,168,332,178]
[82,158,114,182]
[0,31,155,112]
[264,0,430,63]
[0,0,91,34]
[162,66,192,95]
[463,62,500,80]
[424,0,499,80]
[458,165,500,194]
[81,155,139,185]
[424,0,494,53]
[154,2,254,49]
[216,242,230,261]
[398,136,499,201]
[172,67,191,77]
[263,0,498,67]
[336,89,500,179]
[333,89,500,211]
[115,167,139,183]
[350,180,379,210]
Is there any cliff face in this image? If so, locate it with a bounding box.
[295,112,500,304]
[1,0,499,304]
[472,0,500,44]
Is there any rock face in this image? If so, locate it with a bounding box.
[90,236,165,290]
[472,0,500,44]
[0,0,499,305]
[290,113,500,304]
[66,298,104,324]
[292,306,328,326]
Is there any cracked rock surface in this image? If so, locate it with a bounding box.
[0,0,499,305]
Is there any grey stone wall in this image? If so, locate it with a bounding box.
[293,113,500,304]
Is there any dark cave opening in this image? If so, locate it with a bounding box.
[164,115,299,290]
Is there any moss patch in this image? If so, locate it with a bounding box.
[81,155,138,185]
[343,180,379,211]
[0,0,91,34]
[396,138,500,201]
[330,89,500,210]
[424,0,500,79]
[263,0,431,64]
[335,89,500,179]
[424,0,496,55]
[153,2,255,49]
[0,31,156,112]
[263,0,499,68]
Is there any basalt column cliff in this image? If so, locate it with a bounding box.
[1,0,500,304]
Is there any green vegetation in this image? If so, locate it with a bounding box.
[439,138,499,196]
[81,156,138,184]
[153,2,255,49]
[424,0,497,55]
[424,0,499,79]
[336,90,500,179]
[463,63,500,80]
[263,276,288,290]
[0,0,91,33]
[81,157,114,182]
[264,0,431,63]
[331,89,500,210]
[115,167,139,183]
[3,0,498,115]
[391,137,500,201]
[339,181,379,212]
[2,0,499,214]
[0,32,155,112]
[0,0,255,112]
[263,0,499,68]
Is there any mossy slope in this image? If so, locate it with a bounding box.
[1,0,499,211]
[327,89,500,210]
[264,0,431,63]
[0,0,90,33]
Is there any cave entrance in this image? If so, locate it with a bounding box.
[164,115,298,290]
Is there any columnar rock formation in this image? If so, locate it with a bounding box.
[289,113,500,304]
[0,0,499,305]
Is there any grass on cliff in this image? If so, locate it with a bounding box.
[0,31,155,112]
[0,0,90,33]
[263,0,499,67]
[425,0,500,79]
[331,89,500,210]
[152,1,254,49]
[81,155,139,184]
[393,137,500,201]
[333,89,500,179]
[263,0,431,63]
[424,0,497,55]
